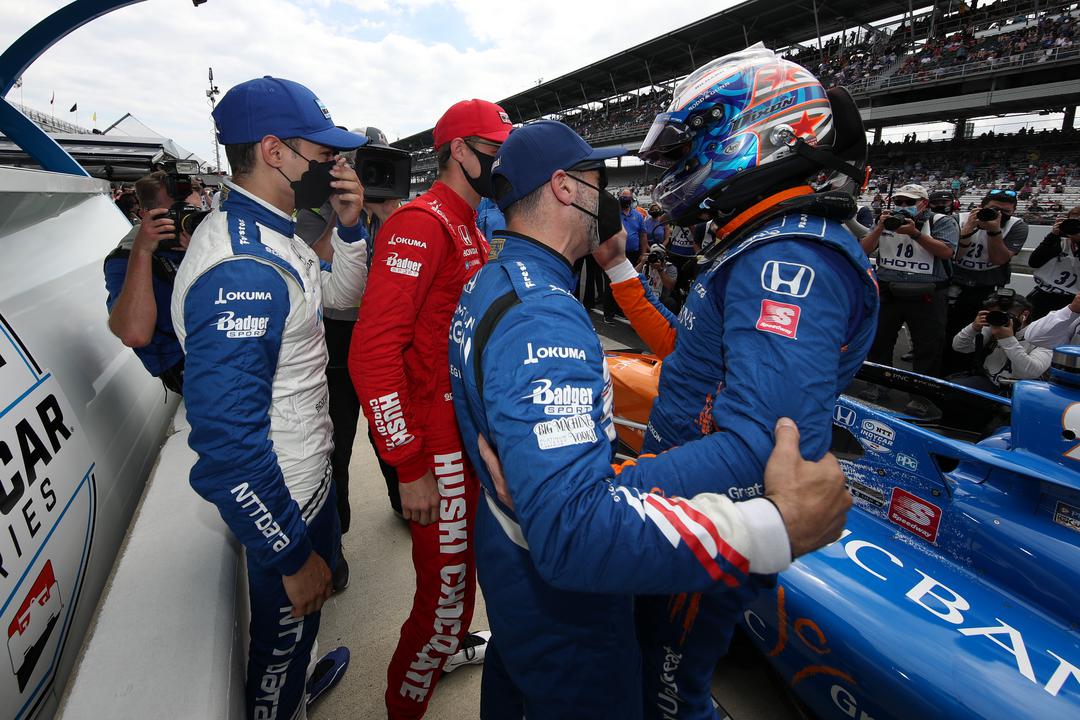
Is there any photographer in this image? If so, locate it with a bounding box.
[929,189,955,215]
[861,184,957,393]
[636,244,681,312]
[1027,206,1080,320]
[665,220,699,293]
[950,291,1051,395]
[103,170,201,394]
[294,126,406,591]
[944,188,1029,374]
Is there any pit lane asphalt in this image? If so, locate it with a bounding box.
[311,309,803,719]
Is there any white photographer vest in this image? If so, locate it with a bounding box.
[1034,237,1080,294]
[956,212,1020,272]
[877,215,942,276]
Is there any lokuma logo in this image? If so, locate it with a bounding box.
[0,314,96,714]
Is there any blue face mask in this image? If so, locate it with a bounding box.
[896,206,918,219]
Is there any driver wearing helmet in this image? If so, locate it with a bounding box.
[596,44,880,719]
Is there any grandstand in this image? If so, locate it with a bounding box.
[400,0,1080,222]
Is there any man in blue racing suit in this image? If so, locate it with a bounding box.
[608,46,880,719]
[449,119,854,718]
[171,77,369,719]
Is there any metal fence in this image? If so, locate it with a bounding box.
[848,43,1080,95]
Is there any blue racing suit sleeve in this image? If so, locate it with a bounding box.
[481,296,788,594]
[182,260,312,575]
[642,240,858,500]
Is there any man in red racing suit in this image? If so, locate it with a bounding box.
[350,99,512,719]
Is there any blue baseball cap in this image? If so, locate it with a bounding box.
[492,120,629,211]
[213,76,368,150]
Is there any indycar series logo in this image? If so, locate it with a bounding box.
[859,419,895,453]
[1,313,96,718]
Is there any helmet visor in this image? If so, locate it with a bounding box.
[638,112,693,168]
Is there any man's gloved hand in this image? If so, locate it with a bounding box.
[400,470,440,525]
[592,227,628,271]
[283,551,333,617]
[763,417,851,559]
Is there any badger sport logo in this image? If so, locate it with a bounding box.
[0,313,96,717]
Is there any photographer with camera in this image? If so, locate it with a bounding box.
[860,184,957,394]
[950,290,1051,395]
[1026,207,1080,320]
[636,244,681,312]
[944,188,1029,374]
[103,168,206,394]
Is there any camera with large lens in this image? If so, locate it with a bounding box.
[166,201,210,239]
[883,215,905,231]
[985,310,1012,327]
[159,159,210,244]
[1060,218,1080,236]
[350,129,412,201]
[976,207,999,222]
[648,248,666,265]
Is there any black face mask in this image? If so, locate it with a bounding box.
[569,174,623,246]
[280,142,336,210]
[648,210,663,218]
[459,142,496,198]
[619,195,633,209]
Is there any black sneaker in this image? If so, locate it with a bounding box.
[442,630,490,673]
[602,316,617,325]
[331,551,349,595]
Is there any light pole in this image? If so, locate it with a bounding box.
[206,66,221,172]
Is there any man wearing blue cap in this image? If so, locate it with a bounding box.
[171,76,369,719]
[447,120,852,718]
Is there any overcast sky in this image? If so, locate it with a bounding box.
[1,0,741,167]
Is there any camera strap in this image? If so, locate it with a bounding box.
[104,246,180,285]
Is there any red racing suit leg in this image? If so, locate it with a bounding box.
[385,438,479,719]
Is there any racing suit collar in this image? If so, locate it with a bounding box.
[494,230,575,285]
[428,180,480,223]
[713,185,814,248]
[221,180,296,237]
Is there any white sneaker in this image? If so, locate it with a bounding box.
[443,630,491,673]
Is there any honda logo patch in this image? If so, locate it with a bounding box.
[833,405,856,427]
[761,261,815,298]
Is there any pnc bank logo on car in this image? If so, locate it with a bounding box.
[523,379,593,415]
[760,260,815,298]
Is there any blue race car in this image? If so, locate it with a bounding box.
[606,349,1080,718]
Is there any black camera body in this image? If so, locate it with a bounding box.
[165,201,210,242]
[976,207,999,222]
[354,145,412,201]
[648,248,667,265]
[1060,218,1080,236]
[985,310,1013,327]
[883,215,905,231]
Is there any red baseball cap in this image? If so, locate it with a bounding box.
[433,99,513,149]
